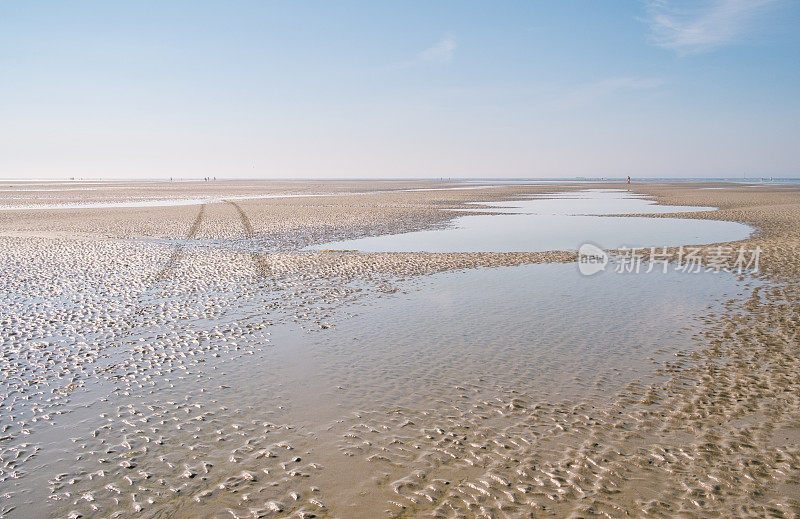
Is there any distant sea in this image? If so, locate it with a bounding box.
[463,177,800,185]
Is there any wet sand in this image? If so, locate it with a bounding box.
[0,181,798,517]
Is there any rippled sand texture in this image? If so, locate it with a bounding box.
[0,181,799,518]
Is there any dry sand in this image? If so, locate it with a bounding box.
[0,180,798,518]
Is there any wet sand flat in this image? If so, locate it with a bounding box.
[1,181,799,518]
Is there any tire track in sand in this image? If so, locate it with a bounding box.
[225,200,271,278]
[155,203,206,280]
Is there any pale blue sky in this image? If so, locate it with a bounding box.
[1,1,798,179]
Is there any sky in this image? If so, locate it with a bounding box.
[1,0,799,180]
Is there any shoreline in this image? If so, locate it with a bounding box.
[0,181,798,517]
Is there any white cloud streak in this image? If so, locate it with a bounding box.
[390,34,456,69]
[644,0,780,55]
[556,76,664,109]
[418,34,456,63]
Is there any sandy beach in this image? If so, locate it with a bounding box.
[0,180,798,518]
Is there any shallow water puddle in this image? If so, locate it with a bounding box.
[235,263,752,419]
[0,185,497,211]
[159,263,755,517]
[308,189,752,252]
[6,258,758,518]
[471,188,717,215]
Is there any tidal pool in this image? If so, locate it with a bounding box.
[7,255,757,518]
[0,185,496,211]
[308,189,752,252]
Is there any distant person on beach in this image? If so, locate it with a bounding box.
[627,176,631,184]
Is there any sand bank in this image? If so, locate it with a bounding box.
[0,181,798,517]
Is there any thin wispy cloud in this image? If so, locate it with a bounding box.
[418,34,457,63]
[556,76,664,109]
[391,34,457,69]
[644,0,780,55]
